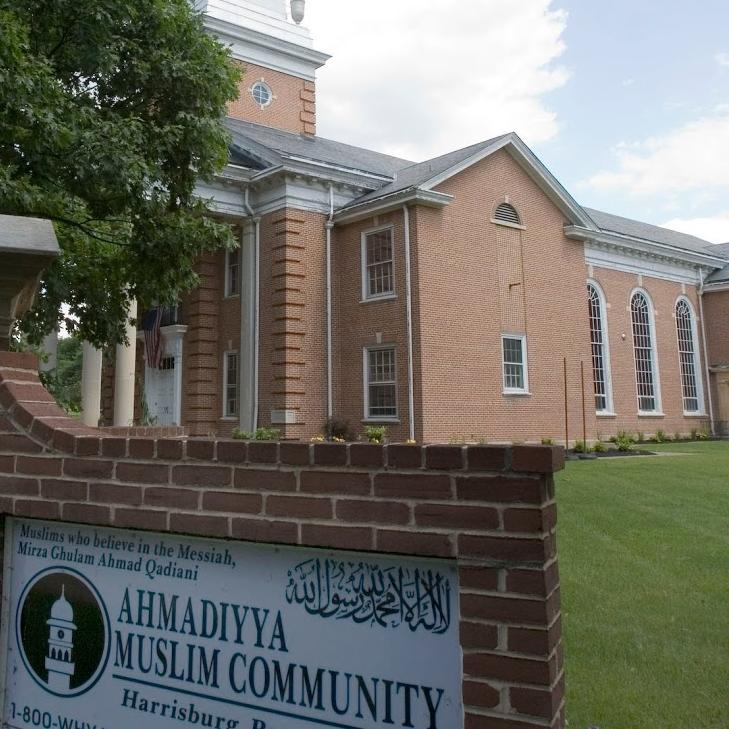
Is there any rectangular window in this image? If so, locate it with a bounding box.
[224,352,239,418]
[502,335,529,393]
[226,248,240,297]
[362,228,394,299]
[364,347,397,419]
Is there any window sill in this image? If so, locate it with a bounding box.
[503,390,531,397]
[683,412,707,418]
[596,411,617,418]
[637,412,664,418]
[360,294,397,304]
[362,418,400,424]
[220,416,239,422]
[224,294,240,300]
[490,218,526,231]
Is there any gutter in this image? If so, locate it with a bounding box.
[403,205,416,441]
[326,185,334,419]
[243,188,261,432]
[698,277,716,435]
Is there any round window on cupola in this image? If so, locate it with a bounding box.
[251,80,273,109]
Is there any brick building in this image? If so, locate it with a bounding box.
[94,0,729,443]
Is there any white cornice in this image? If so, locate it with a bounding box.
[204,15,330,80]
[333,189,453,224]
[566,225,726,270]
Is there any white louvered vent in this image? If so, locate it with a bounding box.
[494,202,521,225]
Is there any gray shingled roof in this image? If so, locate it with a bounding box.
[225,117,413,178]
[584,207,716,256]
[343,135,510,208]
[706,241,729,260]
[706,262,729,283]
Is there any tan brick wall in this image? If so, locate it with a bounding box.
[413,149,597,445]
[228,62,316,135]
[590,267,710,438]
[258,209,328,439]
[690,288,728,432]
[332,211,412,443]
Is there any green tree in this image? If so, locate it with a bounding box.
[0,0,241,347]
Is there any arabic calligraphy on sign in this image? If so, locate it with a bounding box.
[285,558,452,634]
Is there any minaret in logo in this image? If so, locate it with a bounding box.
[44,586,76,690]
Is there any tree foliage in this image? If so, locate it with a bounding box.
[0,0,241,346]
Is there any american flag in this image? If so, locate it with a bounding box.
[141,307,163,369]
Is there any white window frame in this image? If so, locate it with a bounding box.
[587,280,615,415]
[630,288,663,415]
[360,225,396,302]
[501,334,530,395]
[674,296,705,415]
[225,247,240,298]
[362,345,399,422]
[223,351,240,420]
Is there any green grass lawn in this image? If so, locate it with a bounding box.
[557,441,729,729]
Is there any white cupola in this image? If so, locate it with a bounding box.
[45,585,77,692]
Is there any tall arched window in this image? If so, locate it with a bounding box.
[587,282,612,412]
[631,291,660,412]
[675,298,703,413]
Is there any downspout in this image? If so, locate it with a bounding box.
[326,185,335,419]
[243,188,261,431]
[402,205,415,441]
[698,276,716,435]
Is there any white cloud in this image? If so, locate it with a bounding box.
[716,52,729,67]
[306,0,569,160]
[662,214,729,244]
[583,111,729,197]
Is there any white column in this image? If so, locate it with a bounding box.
[113,300,138,427]
[39,329,59,373]
[81,342,103,427]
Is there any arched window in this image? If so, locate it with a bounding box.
[587,283,612,412]
[631,291,660,412]
[675,298,703,413]
[493,202,521,225]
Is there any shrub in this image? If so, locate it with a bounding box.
[541,437,555,446]
[674,432,683,443]
[654,430,667,443]
[233,427,280,441]
[364,425,388,444]
[696,428,710,441]
[593,440,606,453]
[615,433,634,452]
[324,416,355,442]
[573,440,591,454]
[636,431,646,443]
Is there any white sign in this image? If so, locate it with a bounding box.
[1,519,462,729]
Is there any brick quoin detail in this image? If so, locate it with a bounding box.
[0,352,565,728]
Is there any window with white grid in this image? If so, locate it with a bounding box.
[362,229,394,299]
[630,292,659,412]
[225,248,240,297]
[224,352,239,418]
[587,283,612,412]
[365,347,397,419]
[675,299,702,413]
[502,335,528,393]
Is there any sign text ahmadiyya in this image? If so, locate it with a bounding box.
[3,519,463,729]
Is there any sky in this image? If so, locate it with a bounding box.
[305,0,729,243]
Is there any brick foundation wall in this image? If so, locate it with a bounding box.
[0,350,565,728]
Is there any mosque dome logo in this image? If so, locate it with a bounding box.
[16,567,110,697]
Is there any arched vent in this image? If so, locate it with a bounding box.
[494,202,521,225]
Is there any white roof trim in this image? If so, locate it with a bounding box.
[566,225,727,269]
[333,189,453,224]
[419,133,597,229]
